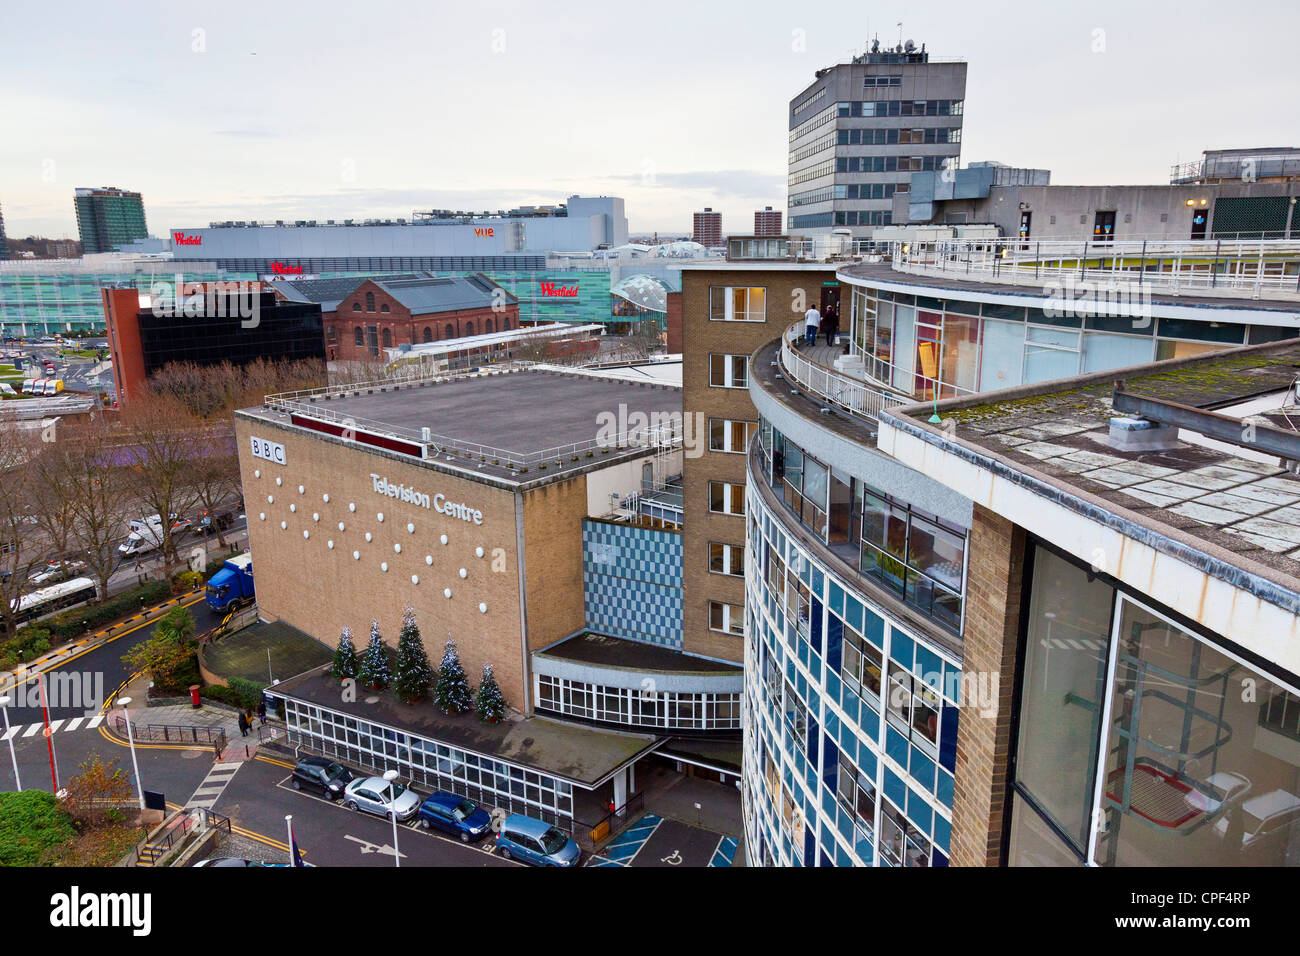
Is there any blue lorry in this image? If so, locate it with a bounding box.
[206,554,255,612]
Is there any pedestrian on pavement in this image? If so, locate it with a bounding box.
[237,711,250,737]
[804,304,821,347]
[257,700,267,726]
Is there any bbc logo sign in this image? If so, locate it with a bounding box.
[250,435,287,465]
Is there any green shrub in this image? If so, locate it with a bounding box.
[227,676,267,710]
[0,791,77,867]
[172,571,203,592]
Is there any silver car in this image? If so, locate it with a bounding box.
[343,776,421,822]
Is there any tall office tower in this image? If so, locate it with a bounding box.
[0,201,7,260]
[693,208,723,247]
[787,40,966,240]
[754,206,783,236]
[74,186,148,254]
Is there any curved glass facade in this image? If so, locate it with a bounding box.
[845,284,1287,403]
[742,428,963,867]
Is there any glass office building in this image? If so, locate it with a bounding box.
[1,267,620,336]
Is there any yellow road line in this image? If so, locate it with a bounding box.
[0,594,205,696]
[255,754,295,769]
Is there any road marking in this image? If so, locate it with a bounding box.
[344,834,405,859]
[63,717,84,731]
[22,725,40,737]
[188,760,244,809]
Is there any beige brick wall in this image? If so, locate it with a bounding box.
[680,267,836,662]
[235,416,529,709]
[950,503,1027,867]
[522,476,589,655]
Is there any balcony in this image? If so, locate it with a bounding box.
[776,321,909,424]
[891,237,1300,300]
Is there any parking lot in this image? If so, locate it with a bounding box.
[212,757,519,868]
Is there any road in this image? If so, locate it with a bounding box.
[3,517,246,727]
[2,339,115,404]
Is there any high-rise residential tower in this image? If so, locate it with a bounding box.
[754,207,783,236]
[73,186,148,254]
[693,208,723,247]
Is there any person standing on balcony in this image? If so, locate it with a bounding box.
[804,304,821,347]
[822,304,839,347]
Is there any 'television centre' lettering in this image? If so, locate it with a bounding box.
[370,474,483,524]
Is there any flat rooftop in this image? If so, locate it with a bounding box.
[273,662,658,788]
[242,366,681,485]
[537,632,740,675]
[907,340,1300,586]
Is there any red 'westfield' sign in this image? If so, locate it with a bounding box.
[271,262,303,275]
[540,282,578,297]
[172,231,202,246]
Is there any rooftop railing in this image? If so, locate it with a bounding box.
[777,321,908,424]
[263,365,684,471]
[890,237,1300,299]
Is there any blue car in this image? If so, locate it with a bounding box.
[417,791,492,842]
[495,813,581,867]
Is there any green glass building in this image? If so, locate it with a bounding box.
[74,187,149,254]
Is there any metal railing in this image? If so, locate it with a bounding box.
[136,807,231,865]
[571,790,646,851]
[778,322,909,424]
[891,237,1300,298]
[109,714,227,755]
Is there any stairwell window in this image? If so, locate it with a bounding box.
[709,419,757,454]
[709,353,748,389]
[709,286,767,322]
[709,481,746,516]
[709,600,744,636]
[709,542,745,577]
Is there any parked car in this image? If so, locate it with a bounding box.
[495,814,581,867]
[196,509,235,535]
[290,756,353,800]
[417,791,492,842]
[28,559,88,587]
[342,776,421,821]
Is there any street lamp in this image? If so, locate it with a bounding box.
[117,696,144,810]
[0,696,20,791]
[383,769,402,868]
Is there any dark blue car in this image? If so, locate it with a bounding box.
[417,792,492,842]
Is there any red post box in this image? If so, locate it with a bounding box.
[190,684,201,708]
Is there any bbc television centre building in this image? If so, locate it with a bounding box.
[237,364,741,835]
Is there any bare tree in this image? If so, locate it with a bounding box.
[35,418,139,600]
[186,421,240,549]
[0,427,56,636]
[119,393,204,575]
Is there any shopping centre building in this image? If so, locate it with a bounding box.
[696,236,1300,865]
[236,364,741,833]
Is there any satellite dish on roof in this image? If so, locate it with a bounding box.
[904,39,915,52]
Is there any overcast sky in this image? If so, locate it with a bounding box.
[2,0,1297,239]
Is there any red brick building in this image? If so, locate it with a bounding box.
[274,273,520,362]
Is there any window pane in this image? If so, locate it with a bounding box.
[1015,546,1114,852]
[1094,599,1300,867]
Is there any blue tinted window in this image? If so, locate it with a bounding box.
[936,769,955,809]
[910,748,936,792]
[890,630,915,669]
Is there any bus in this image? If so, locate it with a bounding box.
[12,576,98,627]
